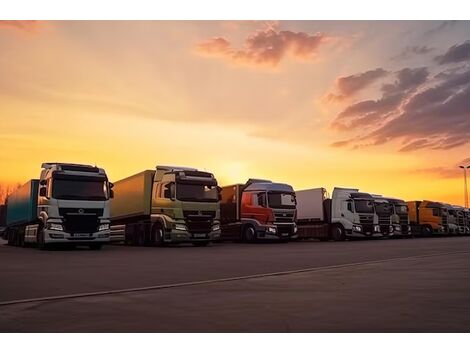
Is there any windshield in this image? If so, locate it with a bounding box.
[267,192,296,209]
[375,202,392,215]
[176,183,218,202]
[354,199,375,213]
[395,205,408,214]
[52,179,108,200]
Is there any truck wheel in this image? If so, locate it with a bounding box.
[153,224,166,247]
[422,225,433,236]
[37,230,48,250]
[330,225,346,241]
[89,243,103,250]
[243,225,256,243]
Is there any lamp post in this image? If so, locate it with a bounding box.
[459,165,470,208]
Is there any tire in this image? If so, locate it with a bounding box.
[89,243,103,250]
[153,224,166,247]
[193,241,210,247]
[330,224,346,241]
[242,225,256,243]
[422,225,433,236]
[37,229,48,250]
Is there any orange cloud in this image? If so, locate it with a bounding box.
[0,20,39,32]
[196,27,328,68]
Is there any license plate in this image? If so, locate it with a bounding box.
[193,234,206,238]
[282,233,289,236]
[74,233,90,237]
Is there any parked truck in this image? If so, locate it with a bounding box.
[383,197,411,237]
[219,179,297,242]
[3,163,112,249]
[407,200,448,236]
[110,165,221,246]
[296,187,381,241]
[452,205,467,235]
[372,195,394,237]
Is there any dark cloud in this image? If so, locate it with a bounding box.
[391,46,435,61]
[196,28,328,67]
[334,68,388,97]
[435,40,470,65]
[330,67,429,131]
[0,20,38,32]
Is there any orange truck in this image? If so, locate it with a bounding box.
[407,200,448,236]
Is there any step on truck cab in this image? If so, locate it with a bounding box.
[407,200,448,236]
[4,163,112,249]
[383,197,411,237]
[110,166,221,246]
[296,187,381,241]
[220,179,297,242]
[372,195,394,237]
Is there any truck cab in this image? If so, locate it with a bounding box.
[372,195,394,237]
[464,208,470,235]
[220,179,297,242]
[6,163,112,249]
[330,188,381,239]
[153,166,221,244]
[407,200,448,235]
[383,197,411,237]
[452,205,466,234]
[445,205,459,235]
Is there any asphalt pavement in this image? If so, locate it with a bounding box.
[1,237,470,332]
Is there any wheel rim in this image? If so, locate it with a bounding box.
[245,227,255,242]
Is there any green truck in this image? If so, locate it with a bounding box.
[110,165,221,246]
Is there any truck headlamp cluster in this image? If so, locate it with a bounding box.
[389,225,394,233]
[266,226,277,234]
[394,225,401,231]
[374,225,381,232]
[48,223,63,231]
[353,225,362,232]
[99,224,110,231]
[293,224,298,234]
[174,224,188,231]
[211,224,220,232]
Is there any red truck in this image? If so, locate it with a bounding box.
[220,179,297,242]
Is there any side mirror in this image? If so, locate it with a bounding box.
[110,189,114,199]
[217,186,222,201]
[109,182,114,189]
[39,187,47,197]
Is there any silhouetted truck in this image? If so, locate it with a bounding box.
[4,163,112,249]
[110,166,221,246]
[383,197,411,237]
[407,200,448,236]
[220,179,297,242]
[372,195,394,237]
[296,187,381,241]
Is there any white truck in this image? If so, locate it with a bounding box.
[296,187,381,241]
[4,163,112,249]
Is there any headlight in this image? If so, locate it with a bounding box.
[174,224,187,231]
[293,224,298,234]
[99,223,110,231]
[266,226,277,234]
[48,223,63,231]
[389,226,394,233]
[211,224,220,232]
[394,225,401,231]
[353,225,362,232]
[374,225,380,232]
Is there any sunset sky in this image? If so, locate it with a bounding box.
[1,20,470,205]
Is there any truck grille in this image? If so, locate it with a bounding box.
[378,215,391,225]
[183,210,215,234]
[63,214,99,233]
[273,210,295,223]
[359,215,374,224]
[276,224,295,235]
[59,208,104,216]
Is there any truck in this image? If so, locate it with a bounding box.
[382,197,411,237]
[296,187,382,241]
[219,179,297,242]
[4,163,112,249]
[110,165,221,246]
[465,208,470,235]
[445,204,460,235]
[452,205,467,235]
[372,195,394,237]
[407,200,448,236]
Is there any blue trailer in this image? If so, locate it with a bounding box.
[6,180,39,227]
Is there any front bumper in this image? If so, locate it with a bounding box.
[256,223,297,240]
[167,229,221,243]
[44,229,110,244]
[347,224,382,238]
[391,225,411,236]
